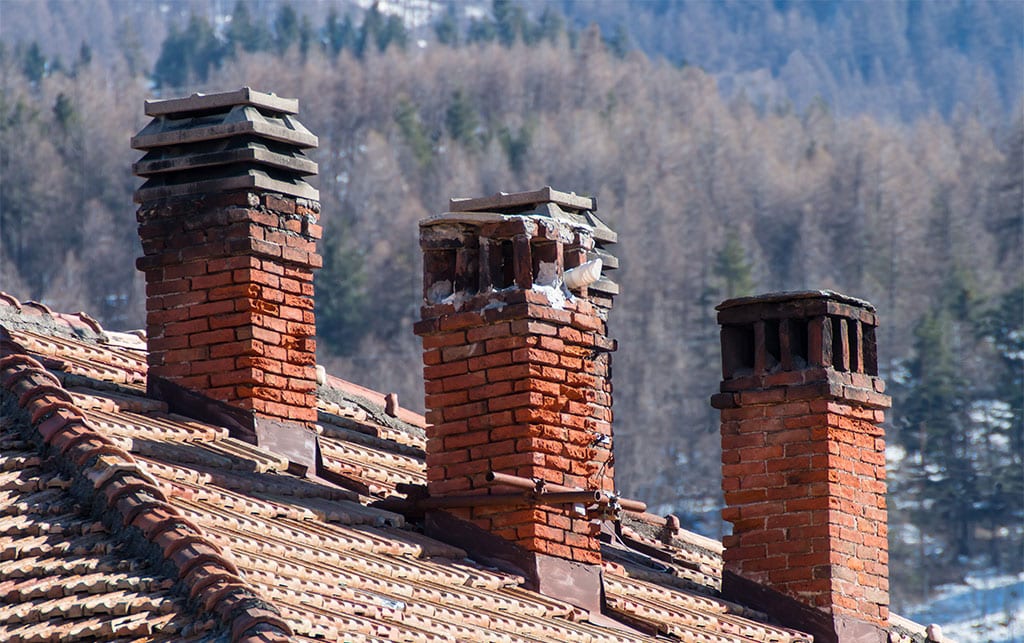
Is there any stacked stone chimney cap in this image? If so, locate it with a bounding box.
[440,188,617,247]
[131,87,318,203]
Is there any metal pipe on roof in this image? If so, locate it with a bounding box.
[483,470,648,513]
[608,497,648,513]
[416,490,601,509]
[534,491,604,505]
[484,470,579,494]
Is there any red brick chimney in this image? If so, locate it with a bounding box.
[132,88,321,469]
[414,188,620,598]
[711,291,891,643]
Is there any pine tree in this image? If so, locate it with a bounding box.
[325,9,354,56]
[315,232,370,356]
[227,1,269,54]
[445,89,479,149]
[274,4,300,55]
[22,42,46,82]
[712,232,754,299]
[394,99,433,167]
[434,5,459,46]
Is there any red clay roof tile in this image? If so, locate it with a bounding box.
[0,297,849,642]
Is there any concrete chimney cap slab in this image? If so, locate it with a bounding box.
[716,289,875,312]
[144,87,299,117]
[450,187,595,213]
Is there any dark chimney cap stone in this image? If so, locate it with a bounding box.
[716,290,875,313]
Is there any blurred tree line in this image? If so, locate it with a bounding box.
[0,0,1020,610]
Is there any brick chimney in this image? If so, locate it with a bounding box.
[414,188,620,593]
[711,291,891,643]
[132,88,322,469]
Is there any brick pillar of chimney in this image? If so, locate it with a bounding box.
[415,188,619,565]
[712,291,891,637]
[132,88,321,429]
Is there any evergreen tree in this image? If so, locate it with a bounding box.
[493,0,526,46]
[76,42,92,69]
[274,4,300,55]
[52,94,77,133]
[467,18,497,44]
[22,42,46,82]
[325,9,354,56]
[712,232,754,299]
[153,24,190,88]
[315,232,370,355]
[536,7,564,44]
[379,15,408,52]
[498,122,533,175]
[356,3,383,58]
[227,1,269,54]
[445,89,479,148]
[299,15,314,60]
[153,14,223,88]
[434,5,459,47]
[395,98,434,168]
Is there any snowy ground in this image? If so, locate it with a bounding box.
[904,572,1024,643]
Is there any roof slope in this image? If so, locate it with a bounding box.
[0,294,821,642]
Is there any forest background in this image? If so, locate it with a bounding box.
[0,0,1021,617]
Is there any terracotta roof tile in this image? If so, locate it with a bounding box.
[0,300,851,642]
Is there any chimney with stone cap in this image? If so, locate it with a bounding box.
[414,188,621,602]
[132,88,322,470]
[711,291,891,643]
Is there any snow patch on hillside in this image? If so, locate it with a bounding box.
[905,572,1024,643]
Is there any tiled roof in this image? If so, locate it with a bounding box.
[1,293,832,642]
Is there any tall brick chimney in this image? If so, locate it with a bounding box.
[414,188,620,600]
[711,291,891,643]
[132,88,322,469]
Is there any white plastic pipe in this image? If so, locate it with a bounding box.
[563,258,603,291]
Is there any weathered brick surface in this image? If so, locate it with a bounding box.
[715,292,891,627]
[138,192,321,426]
[418,293,613,563]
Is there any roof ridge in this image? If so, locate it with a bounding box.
[0,334,295,643]
[0,291,106,338]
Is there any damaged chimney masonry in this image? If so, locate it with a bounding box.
[712,291,891,643]
[132,88,322,472]
[414,188,621,585]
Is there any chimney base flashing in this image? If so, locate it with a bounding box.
[723,571,887,643]
[148,374,321,476]
[425,509,603,615]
